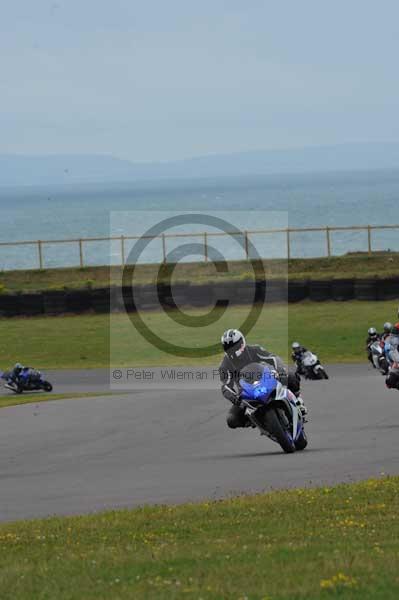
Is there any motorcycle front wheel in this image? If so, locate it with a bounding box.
[41,381,53,392]
[263,408,296,454]
[295,430,308,451]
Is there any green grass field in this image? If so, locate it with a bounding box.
[1,252,399,292]
[0,299,396,369]
[0,477,398,599]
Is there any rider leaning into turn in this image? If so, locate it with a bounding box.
[366,327,379,345]
[9,363,36,387]
[365,327,379,363]
[219,329,307,429]
[382,322,393,341]
[9,362,25,385]
[291,342,308,366]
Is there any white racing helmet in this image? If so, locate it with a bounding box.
[221,329,246,358]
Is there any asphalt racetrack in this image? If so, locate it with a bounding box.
[1,364,398,522]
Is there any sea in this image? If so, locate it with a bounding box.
[0,168,398,270]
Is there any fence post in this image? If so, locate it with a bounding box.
[121,235,125,266]
[286,228,291,260]
[37,240,43,269]
[367,225,372,255]
[79,239,84,267]
[204,232,208,262]
[244,231,249,259]
[326,227,331,257]
[162,234,167,263]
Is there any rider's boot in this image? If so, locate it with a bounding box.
[295,393,308,421]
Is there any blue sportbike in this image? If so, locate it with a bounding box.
[0,369,53,394]
[239,363,308,453]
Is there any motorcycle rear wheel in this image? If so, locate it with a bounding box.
[263,408,296,454]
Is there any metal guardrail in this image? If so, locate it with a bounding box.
[0,224,399,270]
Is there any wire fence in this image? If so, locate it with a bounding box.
[1,224,399,271]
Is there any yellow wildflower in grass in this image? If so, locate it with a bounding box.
[320,572,358,591]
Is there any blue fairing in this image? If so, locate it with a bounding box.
[239,366,277,403]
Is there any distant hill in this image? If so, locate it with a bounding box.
[1,143,399,186]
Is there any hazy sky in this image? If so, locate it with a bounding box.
[1,0,399,161]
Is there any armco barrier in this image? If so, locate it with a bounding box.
[1,277,399,317]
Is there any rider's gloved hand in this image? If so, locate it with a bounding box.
[222,385,241,406]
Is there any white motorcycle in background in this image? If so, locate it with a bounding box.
[369,340,389,375]
[296,351,329,380]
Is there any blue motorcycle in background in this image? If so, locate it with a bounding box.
[0,368,53,394]
[239,363,308,454]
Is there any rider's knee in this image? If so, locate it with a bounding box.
[226,414,239,428]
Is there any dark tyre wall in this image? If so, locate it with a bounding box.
[354,278,378,301]
[43,291,67,315]
[288,280,308,303]
[0,295,20,317]
[332,279,355,301]
[308,280,332,302]
[18,294,44,316]
[1,276,399,317]
[187,284,213,307]
[91,288,111,313]
[265,280,288,303]
[377,277,399,301]
[65,290,92,313]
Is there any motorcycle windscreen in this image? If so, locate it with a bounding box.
[239,365,277,402]
[370,342,383,354]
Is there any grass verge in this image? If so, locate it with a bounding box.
[0,299,397,369]
[1,252,399,292]
[0,477,398,599]
[0,391,124,410]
